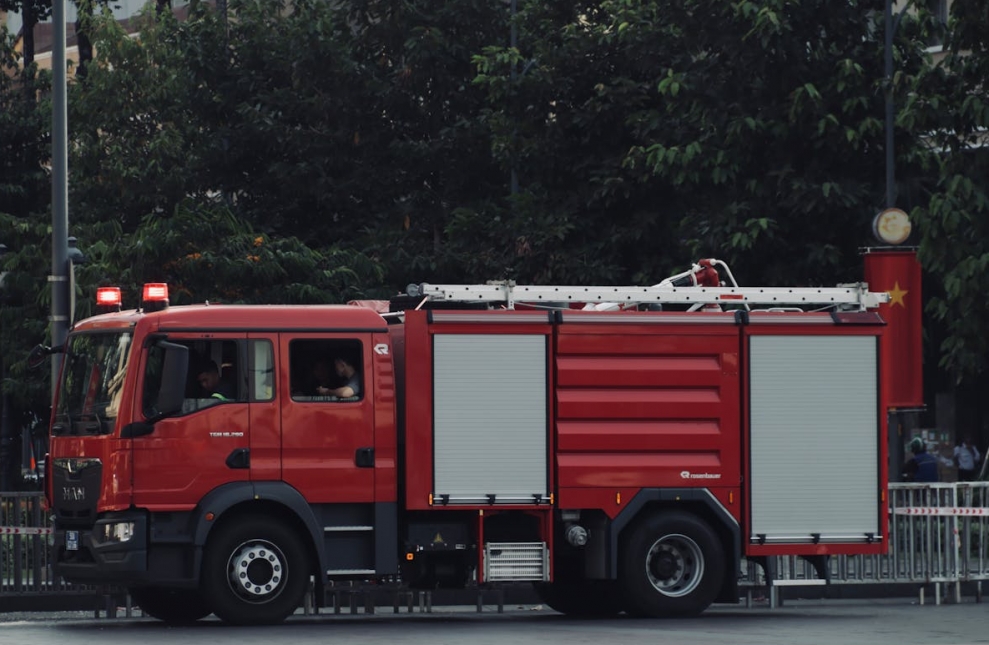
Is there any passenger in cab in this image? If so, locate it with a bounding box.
[197,361,235,401]
[315,356,361,399]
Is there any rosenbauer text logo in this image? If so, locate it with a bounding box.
[680,471,721,480]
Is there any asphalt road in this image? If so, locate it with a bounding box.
[0,599,987,645]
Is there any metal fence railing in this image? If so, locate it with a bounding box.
[3,484,988,610]
[742,482,989,606]
[0,491,94,597]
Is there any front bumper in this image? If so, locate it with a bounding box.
[53,511,149,584]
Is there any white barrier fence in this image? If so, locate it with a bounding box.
[743,482,989,605]
[0,491,94,596]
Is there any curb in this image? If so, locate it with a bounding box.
[1,581,984,615]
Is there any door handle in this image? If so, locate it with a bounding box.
[226,448,250,469]
[355,447,374,468]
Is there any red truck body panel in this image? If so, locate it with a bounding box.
[554,314,741,527]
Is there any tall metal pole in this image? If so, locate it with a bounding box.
[50,0,70,399]
[884,0,895,209]
[882,0,919,483]
[509,0,518,197]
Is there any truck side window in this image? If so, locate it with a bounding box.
[289,339,363,402]
[187,340,240,403]
[142,339,244,416]
[249,340,274,402]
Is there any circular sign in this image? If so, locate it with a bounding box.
[873,208,912,245]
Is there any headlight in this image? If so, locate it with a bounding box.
[99,522,135,543]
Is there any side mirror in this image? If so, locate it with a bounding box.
[27,344,53,370]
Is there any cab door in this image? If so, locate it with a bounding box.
[132,333,249,510]
[278,334,375,503]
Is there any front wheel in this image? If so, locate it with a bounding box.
[620,512,724,617]
[201,517,311,625]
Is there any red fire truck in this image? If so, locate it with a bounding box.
[43,260,891,624]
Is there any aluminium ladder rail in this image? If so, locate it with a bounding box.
[408,282,891,311]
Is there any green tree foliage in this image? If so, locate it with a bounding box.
[909,0,989,380]
[67,0,510,285]
[69,4,228,234]
[69,0,517,286]
[473,0,933,286]
[0,28,53,413]
[343,0,517,284]
[0,29,48,225]
[6,0,989,433]
[102,205,384,307]
[0,0,53,66]
[67,1,386,304]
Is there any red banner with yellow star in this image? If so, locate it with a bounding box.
[863,249,923,408]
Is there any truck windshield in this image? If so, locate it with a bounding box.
[52,331,133,436]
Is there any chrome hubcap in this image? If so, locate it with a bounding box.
[226,539,286,602]
[644,533,704,597]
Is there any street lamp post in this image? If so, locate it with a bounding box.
[879,0,924,483]
[885,0,896,209]
[509,0,518,197]
[884,0,918,209]
[50,0,69,400]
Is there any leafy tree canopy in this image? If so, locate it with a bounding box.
[908,0,989,379]
[3,0,989,436]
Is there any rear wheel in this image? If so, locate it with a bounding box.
[533,580,623,617]
[202,517,310,625]
[128,586,212,623]
[620,512,724,617]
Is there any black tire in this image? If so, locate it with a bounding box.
[533,580,624,617]
[620,512,724,617]
[128,586,212,623]
[201,517,310,625]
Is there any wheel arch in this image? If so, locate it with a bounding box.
[609,488,740,604]
[192,482,325,582]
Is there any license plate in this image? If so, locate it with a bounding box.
[66,530,79,551]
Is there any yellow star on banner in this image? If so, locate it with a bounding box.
[888,281,908,307]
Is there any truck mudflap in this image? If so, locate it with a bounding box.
[53,511,149,584]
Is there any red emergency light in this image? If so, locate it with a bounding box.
[96,287,122,307]
[142,283,169,312]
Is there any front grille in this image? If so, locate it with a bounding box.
[51,458,102,527]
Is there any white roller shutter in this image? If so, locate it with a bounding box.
[749,335,880,543]
[433,334,549,504]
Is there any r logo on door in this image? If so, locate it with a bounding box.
[374,344,389,355]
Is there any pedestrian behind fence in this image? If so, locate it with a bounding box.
[902,437,939,483]
[954,435,981,482]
